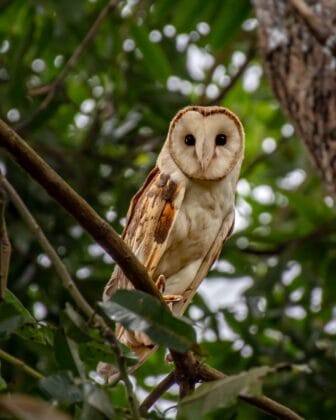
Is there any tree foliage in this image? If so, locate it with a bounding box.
[0,0,335,418]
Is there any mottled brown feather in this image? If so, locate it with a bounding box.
[103,167,184,300]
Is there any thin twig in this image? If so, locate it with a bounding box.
[0,348,44,381]
[0,185,11,298]
[17,0,119,131]
[0,120,304,420]
[288,0,336,55]
[140,371,176,414]
[0,176,140,420]
[206,46,256,106]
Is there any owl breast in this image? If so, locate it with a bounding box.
[153,178,234,296]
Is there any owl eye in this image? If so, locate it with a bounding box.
[184,134,196,146]
[215,134,227,146]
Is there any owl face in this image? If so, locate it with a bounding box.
[167,106,244,180]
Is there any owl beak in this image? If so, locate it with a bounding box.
[196,139,214,172]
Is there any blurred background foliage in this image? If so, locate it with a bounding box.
[0,0,336,418]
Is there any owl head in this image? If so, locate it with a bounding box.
[161,106,244,181]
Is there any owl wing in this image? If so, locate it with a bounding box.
[173,208,235,316]
[103,167,186,301]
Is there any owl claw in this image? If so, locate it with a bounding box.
[163,294,183,303]
[155,274,166,293]
[155,274,182,303]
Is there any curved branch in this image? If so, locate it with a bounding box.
[0,348,44,381]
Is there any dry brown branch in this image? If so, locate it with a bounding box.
[0,119,303,420]
[0,185,10,298]
[139,371,176,414]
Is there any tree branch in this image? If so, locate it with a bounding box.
[0,119,166,306]
[0,119,303,420]
[139,371,176,415]
[0,348,44,381]
[0,185,10,298]
[206,46,255,106]
[288,0,336,55]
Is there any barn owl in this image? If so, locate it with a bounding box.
[100,105,244,369]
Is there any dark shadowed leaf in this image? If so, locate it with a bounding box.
[0,303,24,339]
[100,290,199,353]
[83,382,114,418]
[39,371,83,405]
[178,366,272,419]
[3,289,35,323]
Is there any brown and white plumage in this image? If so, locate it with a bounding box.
[102,105,244,361]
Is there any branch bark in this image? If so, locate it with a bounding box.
[0,119,165,306]
[0,119,303,420]
[0,185,10,298]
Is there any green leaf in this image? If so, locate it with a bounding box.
[209,0,251,49]
[62,304,91,343]
[3,289,36,323]
[54,330,79,373]
[39,371,83,405]
[0,375,7,391]
[100,290,199,353]
[0,303,24,339]
[83,383,114,419]
[130,24,171,84]
[178,366,272,419]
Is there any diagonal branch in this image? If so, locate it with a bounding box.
[0,119,165,306]
[207,46,256,106]
[0,348,44,381]
[0,119,303,420]
[139,371,176,414]
[0,185,11,298]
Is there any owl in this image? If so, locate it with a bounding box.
[101,105,244,368]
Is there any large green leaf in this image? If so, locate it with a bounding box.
[178,366,272,419]
[100,290,199,353]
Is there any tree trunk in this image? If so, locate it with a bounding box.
[253,0,336,196]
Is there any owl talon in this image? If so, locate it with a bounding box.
[163,294,183,303]
[155,274,166,294]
